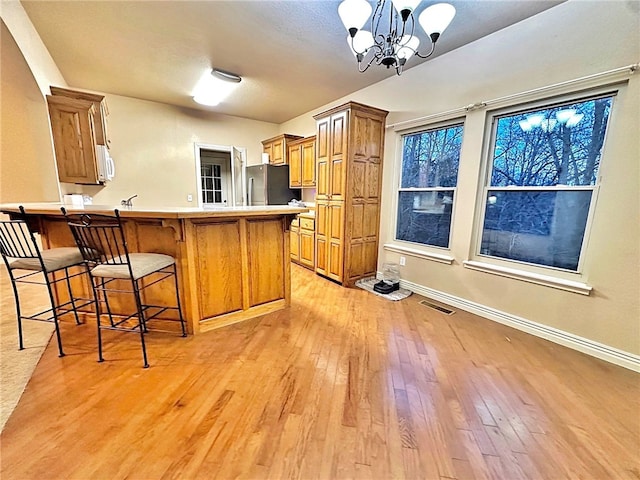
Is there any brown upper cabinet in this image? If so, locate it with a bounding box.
[287,135,316,188]
[46,87,110,184]
[50,86,109,146]
[313,102,388,287]
[262,134,302,166]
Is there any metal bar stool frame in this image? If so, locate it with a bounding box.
[0,206,93,357]
[62,208,187,368]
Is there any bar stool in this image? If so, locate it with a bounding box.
[62,208,187,368]
[0,206,91,357]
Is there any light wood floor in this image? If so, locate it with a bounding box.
[1,265,638,479]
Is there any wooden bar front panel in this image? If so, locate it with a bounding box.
[247,218,285,306]
[194,220,243,319]
[26,210,294,335]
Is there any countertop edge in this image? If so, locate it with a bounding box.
[0,203,309,219]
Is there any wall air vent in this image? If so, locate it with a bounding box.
[419,300,455,315]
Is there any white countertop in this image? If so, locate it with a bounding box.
[0,202,309,219]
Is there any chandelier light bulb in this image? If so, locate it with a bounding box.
[556,108,577,123]
[338,0,373,36]
[519,120,533,132]
[396,35,420,60]
[526,113,545,127]
[565,113,584,128]
[419,3,456,42]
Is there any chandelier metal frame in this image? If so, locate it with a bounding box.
[340,0,456,76]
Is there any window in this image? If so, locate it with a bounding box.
[201,163,223,204]
[479,93,615,271]
[396,123,463,248]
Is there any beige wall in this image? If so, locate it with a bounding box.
[0,21,59,203]
[65,95,279,207]
[281,1,640,357]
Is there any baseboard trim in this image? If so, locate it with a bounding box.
[395,276,640,373]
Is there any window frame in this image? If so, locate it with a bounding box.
[471,88,618,278]
[201,161,224,205]
[393,118,466,253]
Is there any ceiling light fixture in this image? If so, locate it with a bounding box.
[338,0,456,76]
[193,68,242,106]
[211,68,242,83]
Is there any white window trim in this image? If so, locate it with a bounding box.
[468,87,619,285]
[391,119,465,255]
[463,260,592,295]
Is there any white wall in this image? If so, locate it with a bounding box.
[281,0,640,359]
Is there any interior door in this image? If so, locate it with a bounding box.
[201,160,230,206]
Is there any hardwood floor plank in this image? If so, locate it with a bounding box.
[1,265,638,479]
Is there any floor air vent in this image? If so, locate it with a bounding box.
[419,300,455,315]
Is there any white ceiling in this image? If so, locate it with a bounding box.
[21,0,564,124]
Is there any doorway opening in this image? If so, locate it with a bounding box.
[194,143,246,207]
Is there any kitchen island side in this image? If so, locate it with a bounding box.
[0,203,308,334]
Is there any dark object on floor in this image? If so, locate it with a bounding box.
[373,280,400,294]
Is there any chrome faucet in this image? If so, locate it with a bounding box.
[121,194,138,207]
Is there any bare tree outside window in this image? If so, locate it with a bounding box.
[396,124,463,248]
[481,94,614,271]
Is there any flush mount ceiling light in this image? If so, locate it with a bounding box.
[338,0,456,75]
[193,68,242,106]
[211,68,242,83]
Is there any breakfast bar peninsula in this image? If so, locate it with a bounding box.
[0,203,307,334]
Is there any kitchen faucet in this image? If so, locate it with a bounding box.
[121,194,138,207]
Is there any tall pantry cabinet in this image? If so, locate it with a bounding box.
[313,102,388,286]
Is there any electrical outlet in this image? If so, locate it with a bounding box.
[399,256,406,266]
[187,194,193,202]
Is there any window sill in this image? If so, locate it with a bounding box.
[463,260,592,295]
[384,243,454,265]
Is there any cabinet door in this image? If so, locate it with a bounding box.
[49,86,109,147]
[329,111,348,201]
[315,201,329,275]
[299,229,315,268]
[326,201,344,282]
[290,225,300,261]
[315,118,330,199]
[47,95,99,184]
[301,139,316,187]
[288,144,302,188]
[271,138,285,165]
[263,143,273,164]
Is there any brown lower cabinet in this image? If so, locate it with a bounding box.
[290,215,315,269]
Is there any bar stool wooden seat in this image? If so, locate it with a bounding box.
[62,208,187,368]
[0,206,91,357]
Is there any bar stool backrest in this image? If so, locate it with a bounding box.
[0,207,46,272]
[63,209,133,276]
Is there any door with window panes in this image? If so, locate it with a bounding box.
[201,160,231,206]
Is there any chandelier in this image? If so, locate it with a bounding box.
[338,0,456,75]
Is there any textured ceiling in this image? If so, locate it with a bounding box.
[21,0,564,124]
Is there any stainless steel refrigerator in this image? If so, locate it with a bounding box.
[245,164,301,206]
